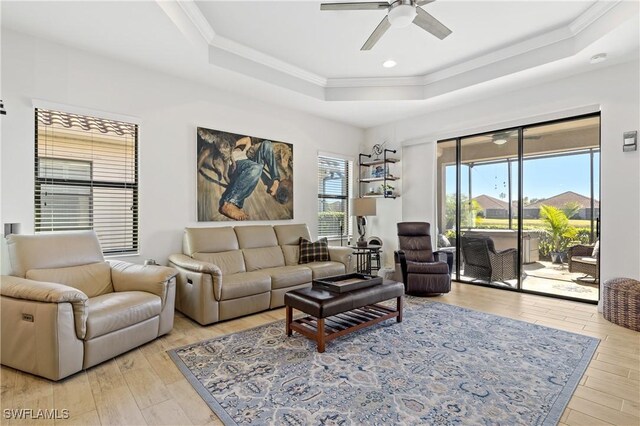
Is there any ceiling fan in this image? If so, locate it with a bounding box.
[491,131,542,145]
[320,0,452,51]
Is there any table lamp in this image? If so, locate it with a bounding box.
[353,198,377,247]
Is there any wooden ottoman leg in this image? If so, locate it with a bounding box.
[317,318,326,353]
[285,305,292,336]
[397,296,403,322]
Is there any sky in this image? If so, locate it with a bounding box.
[445,151,600,202]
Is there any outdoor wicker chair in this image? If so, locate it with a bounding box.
[460,235,517,283]
[568,242,599,282]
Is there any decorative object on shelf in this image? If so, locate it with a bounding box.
[197,127,293,222]
[352,197,376,247]
[144,259,159,266]
[380,183,394,196]
[372,143,384,160]
[623,130,637,152]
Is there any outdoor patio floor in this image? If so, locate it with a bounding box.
[458,260,599,302]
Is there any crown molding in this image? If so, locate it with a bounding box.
[569,0,621,35]
[167,0,634,100]
[210,35,328,87]
[176,0,215,43]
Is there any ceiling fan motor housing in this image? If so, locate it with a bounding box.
[388,0,417,27]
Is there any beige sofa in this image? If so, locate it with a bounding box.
[168,224,353,325]
[0,231,177,381]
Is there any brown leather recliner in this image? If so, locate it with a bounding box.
[393,222,452,296]
[1,231,177,381]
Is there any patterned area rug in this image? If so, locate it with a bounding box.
[168,300,599,425]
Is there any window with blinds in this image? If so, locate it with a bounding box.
[318,155,351,238]
[35,108,138,255]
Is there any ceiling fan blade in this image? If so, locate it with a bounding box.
[413,6,452,40]
[361,16,391,50]
[416,0,436,5]
[321,2,389,11]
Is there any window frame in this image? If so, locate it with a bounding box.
[317,154,353,240]
[34,108,140,255]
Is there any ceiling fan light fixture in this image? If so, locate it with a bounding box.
[383,59,397,68]
[388,3,417,28]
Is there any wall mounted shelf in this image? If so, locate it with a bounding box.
[358,149,400,199]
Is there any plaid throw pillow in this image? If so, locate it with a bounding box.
[299,237,330,264]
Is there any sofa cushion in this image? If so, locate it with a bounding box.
[85,291,161,340]
[193,250,245,275]
[26,262,113,298]
[282,245,300,266]
[305,261,345,279]
[220,272,271,300]
[184,227,239,256]
[243,247,285,271]
[274,224,311,246]
[235,225,278,249]
[299,238,330,264]
[261,266,312,290]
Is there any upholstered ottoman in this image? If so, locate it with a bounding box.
[285,280,405,352]
[603,278,640,331]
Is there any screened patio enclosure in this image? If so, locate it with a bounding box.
[437,114,600,302]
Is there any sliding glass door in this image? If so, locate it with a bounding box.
[520,116,600,301]
[437,114,600,303]
[458,130,519,288]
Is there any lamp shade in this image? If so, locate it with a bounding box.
[352,198,377,216]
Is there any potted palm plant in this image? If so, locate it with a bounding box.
[539,205,577,264]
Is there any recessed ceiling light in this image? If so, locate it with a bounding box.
[493,138,508,146]
[590,53,607,64]
[383,60,397,68]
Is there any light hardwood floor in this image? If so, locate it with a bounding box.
[1,282,638,425]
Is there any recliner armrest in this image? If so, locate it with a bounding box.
[433,250,454,274]
[1,275,88,339]
[395,250,408,284]
[328,247,354,272]
[109,260,177,306]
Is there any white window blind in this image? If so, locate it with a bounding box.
[318,155,351,238]
[35,108,138,254]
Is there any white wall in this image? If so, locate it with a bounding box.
[0,30,363,267]
[365,60,640,297]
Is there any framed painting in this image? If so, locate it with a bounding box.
[197,127,293,221]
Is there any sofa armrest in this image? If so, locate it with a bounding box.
[109,260,177,306]
[328,247,354,272]
[167,254,222,276]
[169,254,223,302]
[0,275,88,339]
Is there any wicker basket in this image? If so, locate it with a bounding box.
[603,278,640,331]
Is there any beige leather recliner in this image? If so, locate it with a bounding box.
[169,224,353,325]
[0,231,177,381]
